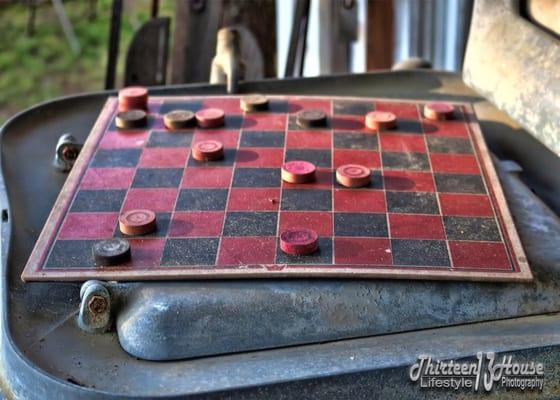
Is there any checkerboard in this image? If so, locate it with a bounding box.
[21,95,532,282]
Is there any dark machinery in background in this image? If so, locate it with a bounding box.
[0,0,559,398]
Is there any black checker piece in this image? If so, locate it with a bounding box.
[392,239,450,267]
[281,189,332,211]
[333,100,374,115]
[148,131,193,148]
[91,149,141,168]
[426,137,473,154]
[333,132,378,150]
[175,189,228,211]
[334,213,388,237]
[45,240,96,269]
[444,216,501,241]
[223,212,277,236]
[233,168,280,187]
[434,174,486,194]
[276,237,333,264]
[382,152,430,171]
[386,191,439,214]
[285,149,331,168]
[70,190,126,212]
[288,115,330,130]
[240,131,285,147]
[161,238,219,266]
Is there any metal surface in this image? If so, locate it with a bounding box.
[463,0,560,156]
[284,0,311,77]
[104,0,122,90]
[0,72,558,397]
[124,17,170,87]
[53,133,82,172]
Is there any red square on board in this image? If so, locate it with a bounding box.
[430,154,480,174]
[81,168,135,190]
[169,211,224,237]
[423,120,469,138]
[375,102,420,119]
[449,241,511,270]
[288,98,331,114]
[287,131,331,149]
[202,97,242,114]
[334,238,392,265]
[334,190,386,213]
[138,148,188,168]
[282,168,333,189]
[99,130,148,149]
[58,213,118,240]
[333,150,381,169]
[383,170,435,192]
[389,214,445,240]
[242,113,287,131]
[439,193,494,217]
[235,148,284,167]
[123,188,178,212]
[228,188,280,211]
[217,236,276,265]
[125,238,165,267]
[379,134,427,153]
[193,129,239,148]
[182,167,232,188]
[279,212,333,236]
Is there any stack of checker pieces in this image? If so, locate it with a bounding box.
[21,88,532,282]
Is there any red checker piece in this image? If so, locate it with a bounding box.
[280,228,319,256]
[365,111,396,130]
[424,102,454,120]
[192,140,224,161]
[119,209,157,236]
[336,164,370,188]
[281,160,316,184]
[118,86,148,111]
[195,108,225,128]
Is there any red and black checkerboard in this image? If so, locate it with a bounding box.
[21,95,532,282]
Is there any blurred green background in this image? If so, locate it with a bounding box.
[0,0,174,124]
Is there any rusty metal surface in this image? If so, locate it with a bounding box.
[463,0,560,155]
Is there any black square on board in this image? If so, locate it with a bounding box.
[382,152,430,171]
[223,212,278,236]
[443,216,501,241]
[434,174,486,194]
[232,168,281,187]
[392,239,450,267]
[276,237,333,264]
[240,131,285,147]
[70,190,126,212]
[386,191,439,214]
[132,168,183,188]
[285,149,331,168]
[45,240,96,269]
[334,213,388,237]
[161,238,219,266]
[333,100,374,115]
[333,132,378,150]
[281,189,332,211]
[147,131,193,148]
[426,136,473,154]
[394,119,423,134]
[91,149,141,168]
[175,189,228,211]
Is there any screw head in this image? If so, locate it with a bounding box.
[88,295,108,315]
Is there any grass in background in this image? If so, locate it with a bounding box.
[0,0,174,124]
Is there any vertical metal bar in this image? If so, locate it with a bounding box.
[151,0,160,18]
[105,0,123,90]
[284,0,311,77]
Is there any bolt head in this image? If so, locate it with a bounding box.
[88,295,108,315]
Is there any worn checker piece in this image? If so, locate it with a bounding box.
[22,95,532,282]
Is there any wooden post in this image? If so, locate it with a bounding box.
[367,0,394,70]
